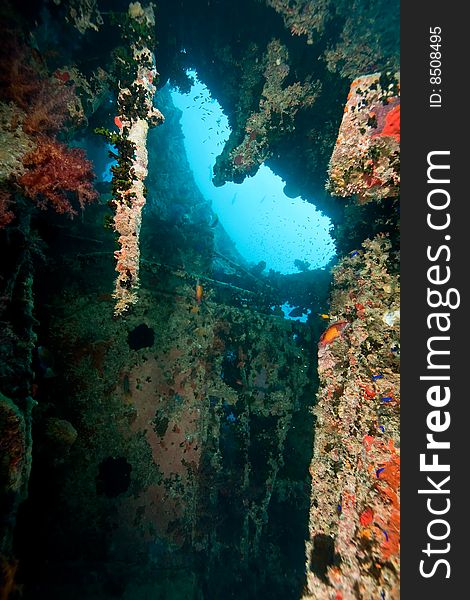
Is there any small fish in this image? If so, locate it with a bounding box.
[376,467,385,478]
[114,116,123,129]
[350,250,359,257]
[196,281,203,304]
[381,396,393,403]
[372,374,383,380]
[319,321,348,346]
[318,313,330,320]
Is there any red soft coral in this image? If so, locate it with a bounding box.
[0,37,79,136]
[0,38,44,109]
[19,137,98,216]
[22,80,79,136]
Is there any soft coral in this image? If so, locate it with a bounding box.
[22,80,79,136]
[0,37,80,136]
[19,137,98,216]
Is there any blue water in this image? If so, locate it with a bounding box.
[171,71,336,274]
[101,143,116,181]
[279,302,311,323]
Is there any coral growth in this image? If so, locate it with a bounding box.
[23,80,83,136]
[327,73,400,203]
[19,137,98,216]
[303,234,400,599]
[0,40,83,134]
[0,37,96,227]
[264,0,331,43]
[103,2,164,315]
[215,39,319,184]
[65,0,104,34]
[322,1,400,79]
[264,0,400,79]
[0,102,34,182]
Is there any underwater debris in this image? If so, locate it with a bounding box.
[327,73,400,203]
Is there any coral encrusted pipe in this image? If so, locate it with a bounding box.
[113,2,164,315]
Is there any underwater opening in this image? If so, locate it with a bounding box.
[171,71,336,275]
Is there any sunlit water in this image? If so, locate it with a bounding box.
[171,71,336,274]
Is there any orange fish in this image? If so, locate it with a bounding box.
[319,321,348,346]
[196,282,203,304]
[114,116,123,129]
